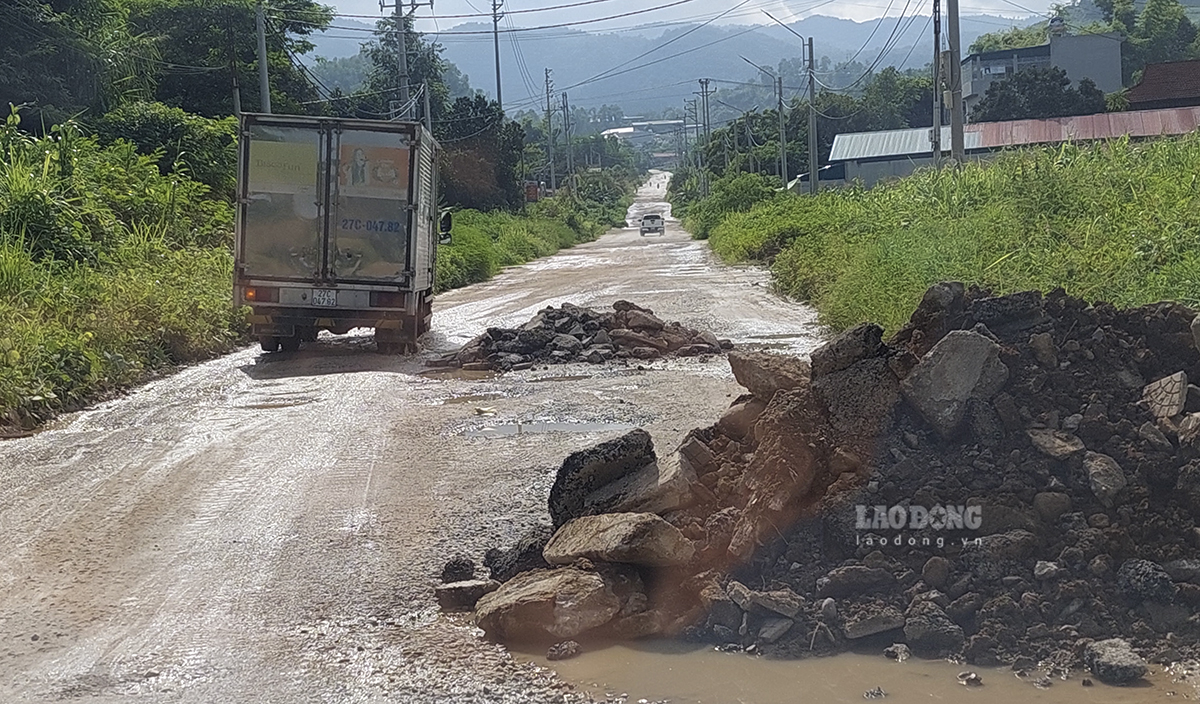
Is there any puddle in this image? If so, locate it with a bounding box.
[746,333,809,341]
[522,642,1185,704]
[464,421,635,438]
[421,368,498,381]
[528,375,594,383]
[237,398,320,410]
[442,393,502,405]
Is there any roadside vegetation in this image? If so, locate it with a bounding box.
[678,133,1200,333]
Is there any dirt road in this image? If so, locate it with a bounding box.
[0,173,821,703]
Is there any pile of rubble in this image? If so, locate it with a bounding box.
[429,301,733,371]
[437,283,1200,684]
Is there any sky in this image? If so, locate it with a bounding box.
[328,0,1043,31]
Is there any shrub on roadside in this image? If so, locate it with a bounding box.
[707,134,1200,332]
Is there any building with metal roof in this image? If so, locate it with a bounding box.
[1126,60,1200,111]
[828,106,1200,188]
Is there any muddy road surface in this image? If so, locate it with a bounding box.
[0,173,821,703]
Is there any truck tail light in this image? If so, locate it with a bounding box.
[370,291,406,308]
[243,286,279,303]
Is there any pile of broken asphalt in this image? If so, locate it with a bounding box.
[437,283,1200,685]
[429,301,732,372]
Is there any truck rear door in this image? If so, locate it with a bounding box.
[328,127,414,283]
[240,121,324,279]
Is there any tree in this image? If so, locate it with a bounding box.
[972,66,1107,122]
[0,0,158,126]
[969,23,1049,54]
[127,0,333,117]
[437,95,524,211]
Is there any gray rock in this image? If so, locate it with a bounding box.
[475,568,623,640]
[1084,638,1148,685]
[484,524,553,582]
[551,333,583,354]
[1033,492,1072,523]
[591,329,612,346]
[1117,559,1176,603]
[746,588,805,619]
[844,607,905,639]
[625,309,665,331]
[884,643,911,661]
[441,554,476,583]
[1027,429,1086,460]
[1163,559,1200,584]
[726,351,810,403]
[1187,385,1200,413]
[809,323,884,378]
[435,579,500,611]
[1179,413,1200,449]
[817,566,896,598]
[726,581,754,610]
[1192,314,1200,353]
[820,597,838,622]
[678,436,717,474]
[1084,451,1127,507]
[757,617,795,644]
[546,640,582,661]
[922,557,951,589]
[548,429,656,528]
[1144,371,1188,419]
[1138,421,1174,452]
[900,330,1010,438]
[903,601,964,657]
[543,512,695,567]
[1034,560,1067,580]
[1029,332,1058,368]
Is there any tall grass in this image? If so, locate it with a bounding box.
[0,111,240,429]
[707,134,1200,332]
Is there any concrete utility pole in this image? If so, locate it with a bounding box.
[545,69,555,191]
[807,37,818,194]
[380,0,435,121]
[492,0,504,110]
[255,1,271,113]
[947,0,965,162]
[561,92,573,187]
[695,79,714,196]
[777,76,787,188]
[931,0,942,163]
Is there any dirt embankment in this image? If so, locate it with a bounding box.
[456,283,1200,684]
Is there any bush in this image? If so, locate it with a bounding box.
[682,172,780,240]
[93,101,238,199]
[0,109,241,428]
[707,135,1200,332]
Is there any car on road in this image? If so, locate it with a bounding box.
[639,213,664,236]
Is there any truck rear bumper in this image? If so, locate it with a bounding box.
[248,306,428,337]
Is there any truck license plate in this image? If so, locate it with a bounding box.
[311,289,338,307]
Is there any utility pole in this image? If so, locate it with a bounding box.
[545,69,556,191]
[931,0,942,163]
[695,80,713,196]
[807,37,818,194]
[423,81,432,131]
[777,75,787,189]
[947,0,965,162]
[492,0,504,110]
[255,1,271,113]
[561,92,573,189]
[380,0,435,121]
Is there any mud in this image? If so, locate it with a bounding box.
[522,643,1198,703]
[0,172,822,702]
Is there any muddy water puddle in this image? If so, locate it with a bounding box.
[521,642,1189,703]
[464,421,636,438]
[441,393,504,405]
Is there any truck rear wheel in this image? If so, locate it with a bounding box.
[259,336,280,353]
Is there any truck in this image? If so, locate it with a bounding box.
[639,213,664,236]
[234,113,450,354]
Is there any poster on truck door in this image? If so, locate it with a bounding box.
[242,125,323,279]
[331,131,412,281]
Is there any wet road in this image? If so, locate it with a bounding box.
[0,172,822,703]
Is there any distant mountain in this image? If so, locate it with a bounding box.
[308,13,1034,114]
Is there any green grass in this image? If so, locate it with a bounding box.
[705,134,1200,333]
[435,189,630,293]
[0,111,241,429]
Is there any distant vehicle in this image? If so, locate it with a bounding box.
[234,113,451,355]
[639,213,664,236]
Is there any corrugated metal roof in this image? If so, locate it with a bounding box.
[829,126,983,161]
[829,106,1200,162]
[1125,60,1200,105]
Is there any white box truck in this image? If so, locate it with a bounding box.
[234,114,450,354]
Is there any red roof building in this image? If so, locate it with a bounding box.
[1126,60,1200,111]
